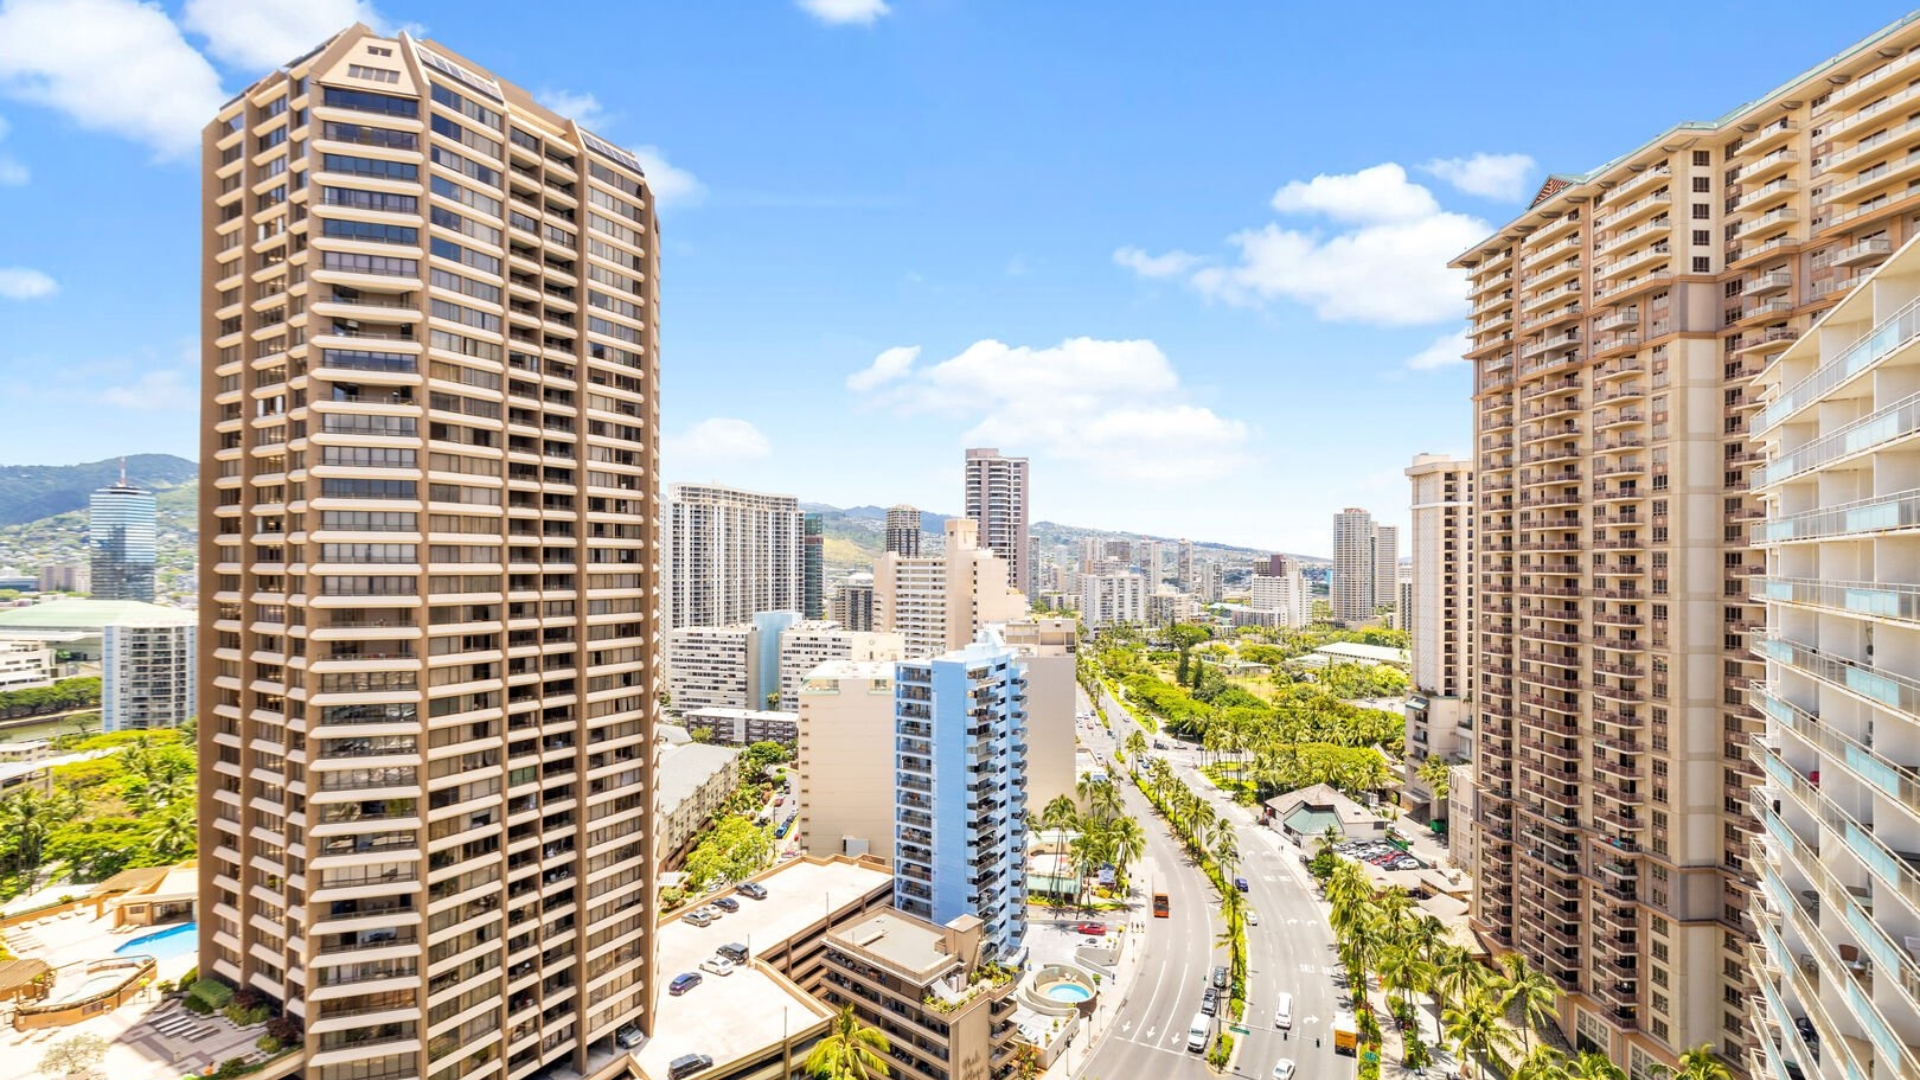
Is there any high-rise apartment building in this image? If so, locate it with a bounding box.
[884,504,922,556]
[89,477,157,602]
[197,26,660,1079]
[1750,227,1920,1080]
[1435,15,1920,1068]
[874,518,1025,657]
[1373,524,1400,619]
[1331,508,1378,624]
[1080,572,1147,630]
[103,612,197,733]
[1177,538,1195,590]
[667,614,902,715]
[831,571,875,631]
[1403,455,1474,824]
[1250,557,1311,628]
[668,483,803,629]
[796,660,900,861]
[963,448,1031,596]
[894,634,1030,962]
[804,511,825,619]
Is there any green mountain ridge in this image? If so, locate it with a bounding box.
[0,454,198,527]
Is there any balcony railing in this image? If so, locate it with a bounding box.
[1756,295,1920,434]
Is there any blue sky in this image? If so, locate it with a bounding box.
[0,1,1906,554]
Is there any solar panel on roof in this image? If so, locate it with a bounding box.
[414,43,504,102]
[581,130,646,174]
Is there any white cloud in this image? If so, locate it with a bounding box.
[0,115,24,185]
[1112,246,1202,279]
[846,345,919,392]
[664,418,772,464]
[1422,152,1536,201]
[0,267,55,299]
[101,368,192,410]
[633,146,704,208]
[1269,163,1439,224]
[536,89,611,131]
[0,0,225,159]
[1404,328,1472,371]
[850,337,1253,481]
[181,0,384,72]
[798,0,891,26]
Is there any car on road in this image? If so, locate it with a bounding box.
[1153,740,1169,750]
[1187,1012,1212,1053]
[1271,1060,1297,1080]
[1234,876,1249,892]
[1212,965,1229,989]
[1247,910,1259,925]
[1274,992,1293,1030]
[668,972,702,996]
[699,957,735,977]
[1071,922,1107,936]
[1200,986,1219,1016]
[738,881,768,900]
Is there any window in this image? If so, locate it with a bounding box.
[1693,202,1712,219]
[323,219,418,245]
[1693,257,1712,273]
[322,87,417,117]
[321,121,415,150]
[1693,150,1712,166]
[347,64,400,83]
[321,154,418,181]
[1692,176,1711,192]
[1693,229,1711,245]
[321,251,418,277]
[322,187,417,214]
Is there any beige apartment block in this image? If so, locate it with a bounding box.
[1450,13,1920,1073]
[656,740,740,870]
[1750,235,1920,1080]
[874,517,1026,658]
[1403,455,1474,823]
[964,448,1031,596]
[777,621,905,712]
[667,483,803,630]
[796,660,900,861]
[197,24,661,1080]
[1000,616,1079,811]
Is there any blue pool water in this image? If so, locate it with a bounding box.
[115,922,198,962]
[1045,983,1093,1004]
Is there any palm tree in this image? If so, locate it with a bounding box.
[803,1003,892,1080]
[1430,944,1485,1042]
[1497,953,1560,1055]
[1125,730,1147,770]
[1105,815,1146,890]
[1442,988,1517,1080]
[1569,1050,1627,1080]
[1038,795,1079,839]
[1376,939,1435,1018]
[149,806,195,859]
[1313,825,1341,861]
[1209,821,1239,880]
[1662,1044,1732,1080]
[1514,1044,1570,1080]
[1009,1043,1043,1080]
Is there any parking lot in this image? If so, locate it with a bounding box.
[1335,838,1424,873]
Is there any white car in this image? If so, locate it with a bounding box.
[1247,910,1260,925]
[699,957,735,977]
[1272,1060,1297,1080]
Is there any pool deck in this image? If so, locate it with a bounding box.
[0,908,268,1079]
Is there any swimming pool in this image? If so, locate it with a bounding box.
[115,922,198,962]
[1044,983,1093,1004]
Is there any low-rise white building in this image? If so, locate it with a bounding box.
[0,639,53,694]
[680,706,800,748]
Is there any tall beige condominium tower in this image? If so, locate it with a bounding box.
[884,503,922,556]
[1402,455,1474,824]
[196,25,661,1080]
[1373,523,1400,618]
[873,518,1026,657]
[1749,233,1920,1080]
[963,447,1031,596]
[1331,507,1378,624]
[1441,14,1920,1072]
[666,482,803,629]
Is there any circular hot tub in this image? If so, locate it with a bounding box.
[1021,963,1100,1017]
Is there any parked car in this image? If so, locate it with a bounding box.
[713,896,740,913]
[1071,923,1107,936]
[1201,986,1219,1016]
[669,972,702,996]
[668,1054,714,1080]
[695,905,723,921]
[1212,965,1229,989]
[738,881,768,900]
[718,942,749,965]
[683,911,713,927]
[615,1023,645,1049]
[699,957,735,977]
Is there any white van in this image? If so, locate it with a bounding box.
[1188,1012,1212,1052]
[1274,992,1294,1030]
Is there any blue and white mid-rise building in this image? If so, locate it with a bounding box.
[894,632,1030,962]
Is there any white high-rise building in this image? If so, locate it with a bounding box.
[1332,508,1398,625]
[1080,572,1147,630]
[885,504,922,556]
[1373,523,1400,619]
[1249,556,1311,628]
[777,621,905,712]
[1402,454,1473,823]
[964,448,1031,596]
[874,518,1026,657]
[668,483,804,629]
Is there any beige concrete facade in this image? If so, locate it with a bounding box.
[196,24,661,1080]
[1449,15,1920,1073]
[999,616,1078,813]
[1404,455,1474,821]
[777,622,905,712]
[796,660,900,861]
[964,448,1031,597]
[874,518,1026,659]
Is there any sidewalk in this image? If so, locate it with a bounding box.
[1038,858,1157,1080]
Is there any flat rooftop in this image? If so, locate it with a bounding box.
[655,741,740,811]
[0,599,193,631]
[828,911,957,984]
[634,858,893,1080]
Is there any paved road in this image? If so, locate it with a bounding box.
[1077,685,1357,1080]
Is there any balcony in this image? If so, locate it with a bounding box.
[1834,236,1895,267]
[1595,190,1673,231]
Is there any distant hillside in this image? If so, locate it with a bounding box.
[0,454,198,527]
